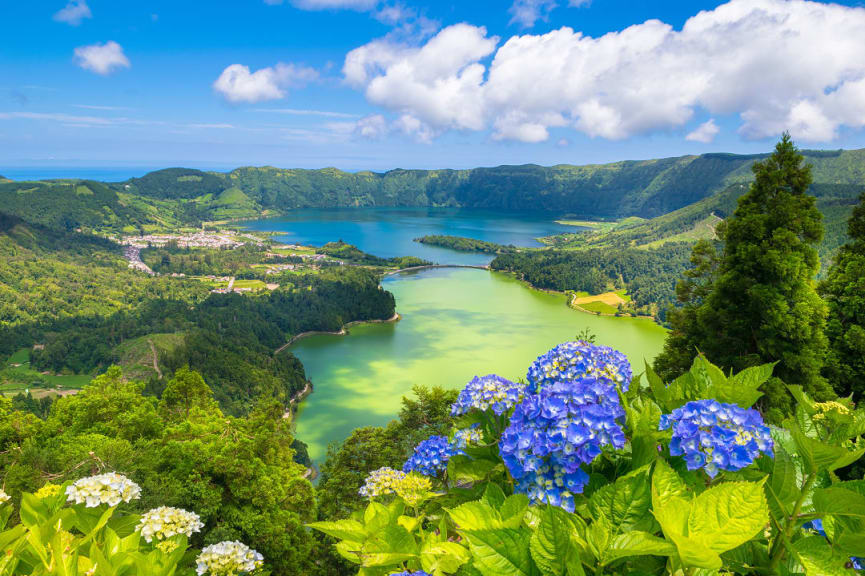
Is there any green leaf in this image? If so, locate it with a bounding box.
[448,501,501,530]
[644,362,670,410]
[421,540,471,575]
[651,459,689,510]
[308,519,367,542]
[482,483,506,510]
[529,505,581,576]
[464,528,537,576]
[449,455,498,484]
[588,466,653,535]
[813,486,865,518]
[687,481,769,555]
[723,362,773,407]
[500,494,529,528]
[793,535,850,576]
[601,531,675,565]
[766,443,800,522]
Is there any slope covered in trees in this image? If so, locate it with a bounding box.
[112,148,865,220]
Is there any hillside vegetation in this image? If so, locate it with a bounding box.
[112,149,865,221]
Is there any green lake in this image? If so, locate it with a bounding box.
[292,267,668,462]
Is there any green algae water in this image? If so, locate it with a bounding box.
[292,267,668,462]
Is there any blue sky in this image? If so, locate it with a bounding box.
[3,0,865,174]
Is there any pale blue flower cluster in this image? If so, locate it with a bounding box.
[450,375,525,416]
[499,377,626,512]
[451,426,483,450]
[526,341,633,393]
[802,520,864,570]
[388,571,430,576]
[403,435,458,477]
[659,399,773,478]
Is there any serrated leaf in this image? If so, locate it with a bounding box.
[601,531,675,565]
[813,486,865,518]
[767,443,800,521]
[449,501,501,530]
[588,466,653,536]
[793,535,850,576]
[308,519,367,542]
[723,362,773,407]
[482,483,506,510]
[687,481,769,555]
[463,528,537,576]
[529,506,578,576]
[449,455,497,484]
[421,540,471,574]
[644,361,670,410]
[651,459,689,510]
[501,494,529,528]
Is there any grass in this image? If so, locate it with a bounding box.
[578,301,619,314]
[1,348,92,397]
[639,213,722,249]
[232,279,267,290]
[570,290,628,315]
[113,333,185,381]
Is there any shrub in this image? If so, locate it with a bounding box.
[0,474,261,576]
[311,342,865,575]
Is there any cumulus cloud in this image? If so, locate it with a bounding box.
[345,0,865,143]
[54,0,91,26]
[74,42,130,75]
[213,63,318,103]
[344,23,498,135]
[686,119,720,143]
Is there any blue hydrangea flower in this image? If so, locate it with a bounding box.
[403,435,458,477]
[450,374,526,416]
[659,399,773,478]
[526,341,633,393]
[388,571,430,576]
[500,377,626,512]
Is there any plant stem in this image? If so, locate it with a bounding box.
[768,472,815,573]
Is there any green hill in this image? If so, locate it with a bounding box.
[0,179,153,233]
[109,148,865,220]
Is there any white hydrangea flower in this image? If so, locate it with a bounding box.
[65,472,141,507]
[196,541,263,576]
[136,506,204,542]
[0,489,9,505]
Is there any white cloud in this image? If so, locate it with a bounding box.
[54,0,91,26]
[344,23,498,133]
[73,42,130,75]
[355,114,389,138]
[345,0,865,143]
[686,119,720,143]
[509,0,557,28]
[213,63,318,103]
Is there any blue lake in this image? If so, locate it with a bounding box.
[240,207,577,265]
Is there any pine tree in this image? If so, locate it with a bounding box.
[655,135,831,419]
[820,192,865,399]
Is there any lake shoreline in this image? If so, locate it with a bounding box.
[275,312,402,355]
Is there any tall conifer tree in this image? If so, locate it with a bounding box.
[656,134,831,418]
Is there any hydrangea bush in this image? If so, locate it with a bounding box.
[0,472,261,576]
[312,341,865,576]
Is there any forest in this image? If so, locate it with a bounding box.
[491,243,693,321]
